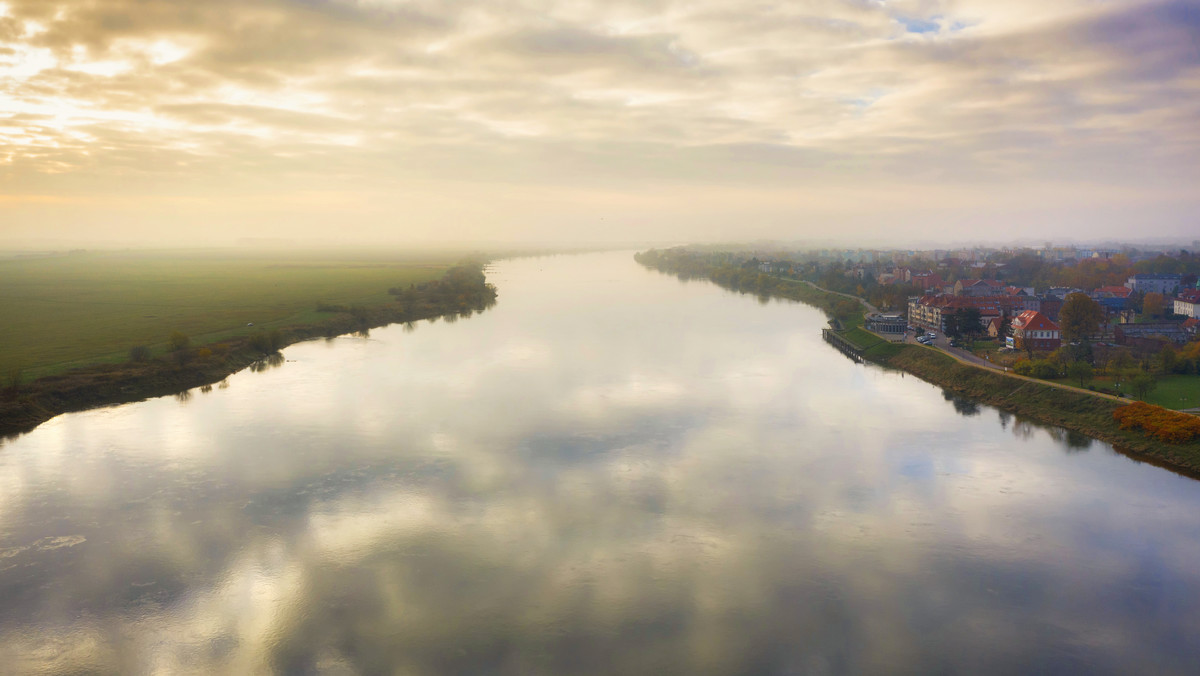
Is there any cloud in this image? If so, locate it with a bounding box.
[0,0,1196,244]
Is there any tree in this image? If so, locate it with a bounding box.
[959,307,982,340]
[128,345,151,362]
[1159,345,1178,374]
[943,311,961,338]
[168,331,190,352]
[1143,292,1164,319]
[1131,373,1157,400]
[1067,361,1093,388]
[1059,293,1104,342]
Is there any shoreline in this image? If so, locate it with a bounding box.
[0,265,497,439]
[634,249,1200,476]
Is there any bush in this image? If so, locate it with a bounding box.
[1114,402,1200,444]
[168,331,190,352]
[248,328,285,354]
[1013,359,1058,379]
[129,345,151,362]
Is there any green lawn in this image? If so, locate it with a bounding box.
[0,249,453,377]
[1080,374,1200,410]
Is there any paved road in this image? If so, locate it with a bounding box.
[904,328,1008,371]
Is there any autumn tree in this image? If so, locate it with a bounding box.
[1058,293,1104,342]
[1142,292,1164,319]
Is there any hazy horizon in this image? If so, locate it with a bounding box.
[2,0,1198,246]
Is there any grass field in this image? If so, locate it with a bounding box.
[0,249,453,377]
[1081,374,1200,410]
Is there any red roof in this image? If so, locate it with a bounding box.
[1178,289,1200,303]
[1094,286,1132,298]
[1012,310,1059,332]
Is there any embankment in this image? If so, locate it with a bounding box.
[875,346,1200,472]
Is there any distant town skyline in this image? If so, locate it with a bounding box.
[1,0,1197,246]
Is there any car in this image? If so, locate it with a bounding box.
[948,339,958,347]
[917,336,932,344]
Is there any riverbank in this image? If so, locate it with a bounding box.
[635,248,1200,474]
[0,264,497,438]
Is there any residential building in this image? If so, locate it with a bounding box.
[1125,273,1182,295]
[953,279,1004,297]
[1174,289,1200,318]
[1010,311,1061,351]
[908,294,1034,332]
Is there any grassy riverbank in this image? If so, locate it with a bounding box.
[877,346,1200,471]
[0,249,455,380]
[634,247,1200,474]
[0,263,497,437]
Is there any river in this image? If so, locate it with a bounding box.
[2,251,1200,674]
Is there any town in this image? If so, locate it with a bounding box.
[699,242,1200,412]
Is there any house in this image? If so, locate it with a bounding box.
[986,316,1004,338]
[1183,317,1199,339]
[910,271,944,292]
[1174,289,1200,318]
[1092,285,1133,300]
[1010,310,1061,351]
[1125,273,1182,295]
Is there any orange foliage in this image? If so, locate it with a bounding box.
[1113,402,1200,444]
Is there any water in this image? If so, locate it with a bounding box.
[2,251,1199,674]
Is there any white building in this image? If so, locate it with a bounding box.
[1125,274,1182,295]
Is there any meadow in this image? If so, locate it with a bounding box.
[0,249,452,378]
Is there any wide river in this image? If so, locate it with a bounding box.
[3,252,1200,674]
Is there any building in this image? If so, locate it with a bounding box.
[866,313,907,341]
[910,271,944,292]
[1174,289,1200,318]
[954,279,1004,297]
[908,294,1035,332]
[1114,322,1189,347]
[1092,285,1133,300]
[986,317,1005,338]
[1125,273,1182,295]
[1010,311,1061,351]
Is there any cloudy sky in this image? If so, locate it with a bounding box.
[1,0,1197,246]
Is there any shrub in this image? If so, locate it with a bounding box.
[1113,402,1200,444]
[129,345,151,362]
[168,331,190,351]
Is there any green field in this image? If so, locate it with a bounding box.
[1082,374,1200,410]
[0,249,453,377]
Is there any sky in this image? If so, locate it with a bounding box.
[0,0,1197,247]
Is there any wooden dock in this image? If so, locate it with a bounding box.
[822,328,863,362]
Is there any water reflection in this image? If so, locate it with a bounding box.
[2,252,1200,674]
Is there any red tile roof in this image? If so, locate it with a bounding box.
[1093,286,1133,298]
[1012,310,1059,332]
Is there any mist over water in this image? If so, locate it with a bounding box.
[2,251,1200,674]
